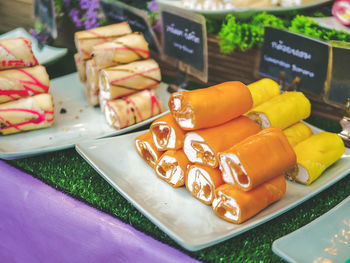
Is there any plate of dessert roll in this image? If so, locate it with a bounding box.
[76,78,350,251]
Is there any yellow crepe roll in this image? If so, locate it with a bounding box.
[283,122,313,147]
[247,78,280,108]
[247,92,311,130]
[284,132,345,185]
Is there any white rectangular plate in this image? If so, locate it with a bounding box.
[0,73,170,159]
[273,197,350,263]
[75,126,350,251]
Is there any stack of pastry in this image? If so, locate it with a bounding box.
[135,78,345,224]
[0,37,54,135]
[74,22,164,129]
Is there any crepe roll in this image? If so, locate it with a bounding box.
[283,122,313,147]
[74,53,86,83]
[0,66,49,103]
[168,81,253,130]
[99,59,161,109]
[219,127,296,191]
[0,93,54,135]
[186,165,224,205]
[135,131,164,168]
[85,59,99,106]
[104,88,164,130]
[0,37,38,69]
[247,92,311,130]
[247,78,280,108]
[212,175,286,224]
[74,22,132,59]
[92,32,150,69]
[154,149,190,187]
[284,132,345,185]
[184,116,260,168]
[150,113,185,151]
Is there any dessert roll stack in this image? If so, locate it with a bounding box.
[284,132,345,185]
[0,93,54,135]
[74,53,86,83]
[247,78,280,108]
[74,22,132,59]
[104,88,164,130]
[85,59,99,106]
[283,122,313,147]
[135,131,164,168]
[168,81,253,130]
[0,66,50,103]
[183,116,260,168]
[99,59,161,110]
[0,38,38,70]
[92,32,150,70]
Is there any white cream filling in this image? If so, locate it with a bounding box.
[152,122,176,149]
[295,164,309,184]
[248,112,270,129]
[212,191,240,222]
[104,104,120,129]
[187,166,214,203]
[170,94,194,129]
[135,140,157,166]
[156,155,184,185]
[218,154,236,185]
[229,153,250,188]
[172,97,181,111]
[184,132,216,166]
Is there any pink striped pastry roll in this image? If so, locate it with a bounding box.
[150,113,185,151]
[74,22,132,59]
[0,37,38,70]
[92,32,150,69]
[154,149,190,187]
[99,59,161,110]
[74,53,86,83]
[0,65,50,103]
[104,88,164,130]
[0,93,54,135]
[135,131,164,168]
[184,116,260,168]
[212,175,286,224]
[85,59,99,106]
[186,164,224,205]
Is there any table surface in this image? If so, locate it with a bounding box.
[3,52,350,262]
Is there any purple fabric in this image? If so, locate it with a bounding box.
[0,161,199,263]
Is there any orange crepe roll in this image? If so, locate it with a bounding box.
[74,22,132,59]
[186,164,224,205]
[212,175,286,224]
[104,88,164,129]
[85,59,99,106]
[135,131,164,168]
[0,93,54,135]
[74,53,86,83]
[92,32,150,70]
[283,122,313,147]
[150,113,186,151]
[0,66,50,103]
[154,149,190,187]
[183,116,260,168]
[247,78,280,108]
[0,37,38,70]
[99,59,161,110]
[168,81,253,130]
[218,127,296,191]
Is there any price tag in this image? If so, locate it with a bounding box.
[100,0,161,54]
[259,27,330,97]
[159,3,208,83]
[34,0,57,38]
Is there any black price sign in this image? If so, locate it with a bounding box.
[100,0,160,54]
[259,27,330,96]
[159,4,208,83]
[34,0,57,38]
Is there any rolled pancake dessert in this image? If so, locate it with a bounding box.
[74,22,132,59]
[284,132,345,185]
[168,81,253,130]
[99,59,161,109]
[283,122,313,147]
[0,66,50,103]
[212,175,286,224]
[74,53,86,83]
[0,37,38,70]
[247,78,280,108]
[218,127,296,191]
[184,116,260,168]
[247,91,311,130]
[92,32,150,69]
[186,164,224,205]
[150,113,185,151]
[135,131,164,168]
[104,88,164,129]
[85,59,99,106]
[0,93,54,135]
[154,149,190,187]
